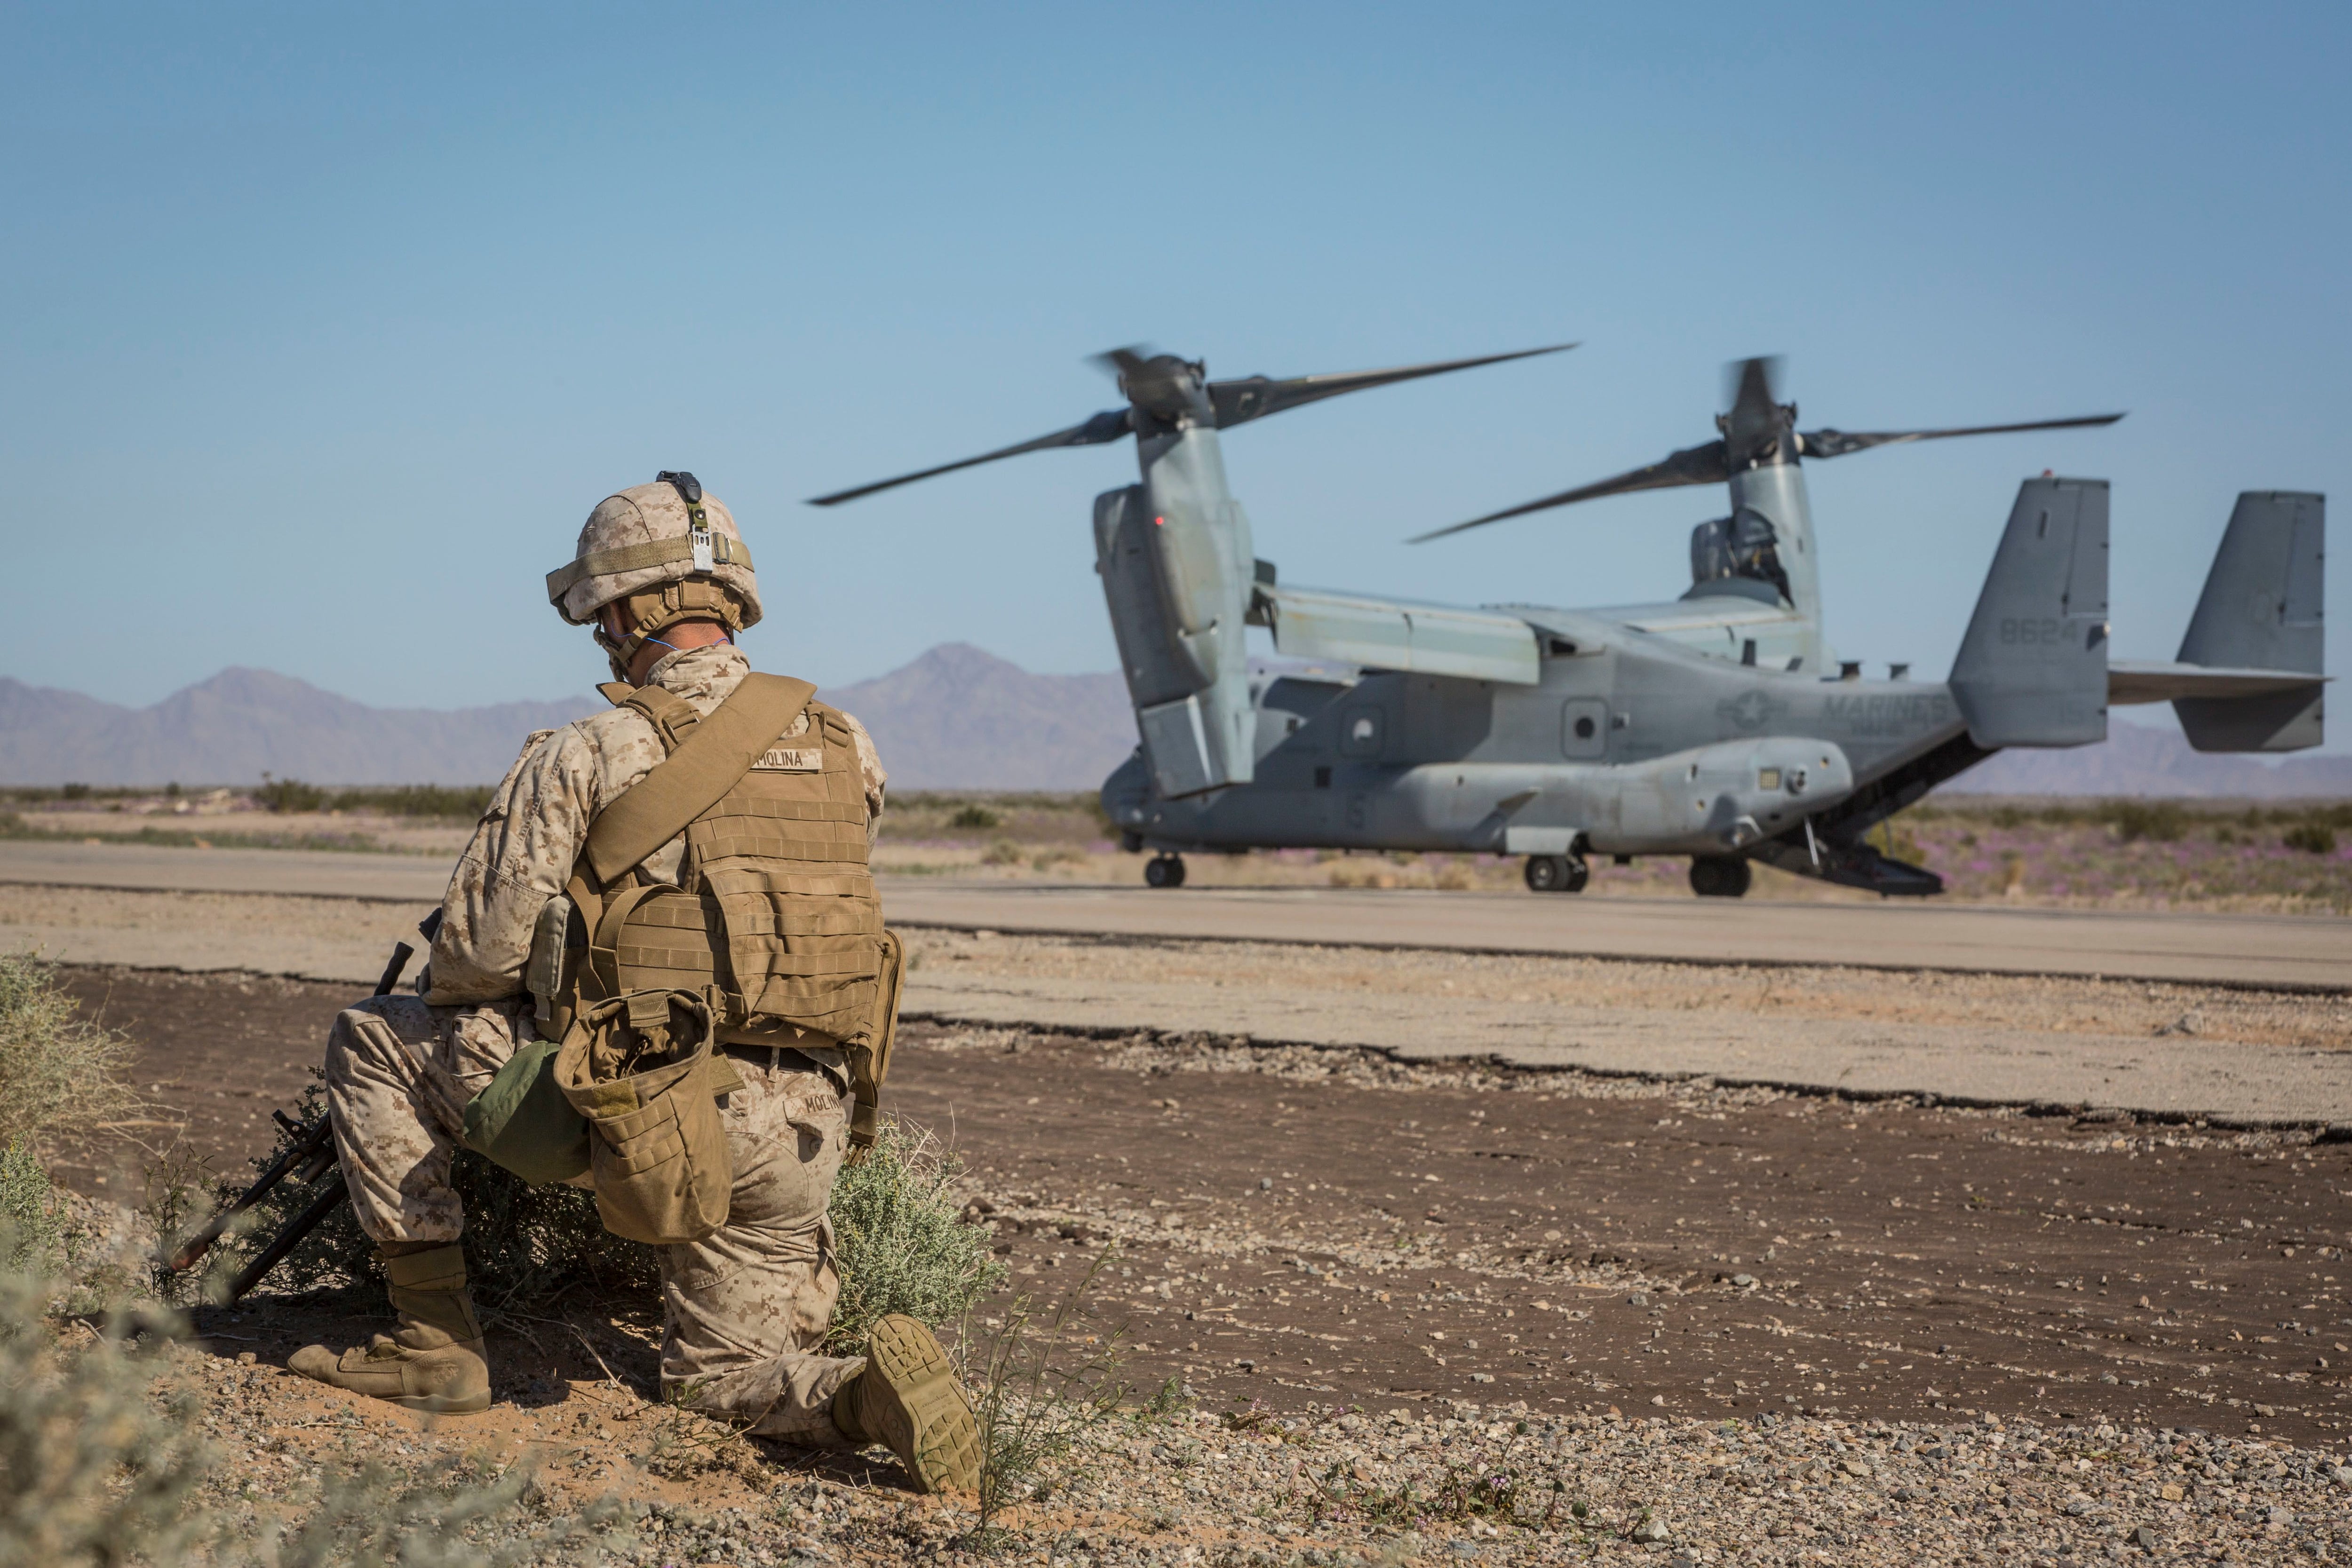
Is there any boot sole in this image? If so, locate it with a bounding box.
[387,1389,493,1414]
[865,1315,981,1493]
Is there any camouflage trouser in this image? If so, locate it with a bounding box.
[319,995,864,1444]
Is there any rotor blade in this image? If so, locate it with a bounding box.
[1798,412,2125,460]
[1408,438,1730,543]
[1209,343,1577,430]
[806,408,1133,506]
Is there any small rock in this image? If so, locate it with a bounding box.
[1731,1274,1758,1289]
[1629,1517,1670,1544]
[2133,1526,2159,1552]
[236,1351,257,1366]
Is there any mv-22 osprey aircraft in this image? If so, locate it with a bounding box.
[814,348,2326,897]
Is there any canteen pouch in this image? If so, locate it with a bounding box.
[554,988,740,1245]
[459,1033,590,1186]
[843,927,906,1164]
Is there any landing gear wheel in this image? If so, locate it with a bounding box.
[1689,855,1752,898]
[1523,855,1589,893]
[1144,854,1187,889]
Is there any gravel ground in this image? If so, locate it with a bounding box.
[105,1319,2352,1565]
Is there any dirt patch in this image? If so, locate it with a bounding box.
[49,966,2352,1452]
[897,1023,2352,1450]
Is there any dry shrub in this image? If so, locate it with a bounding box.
[0,954,140,1154]
[825,1117,1006,1352]
[0,1140,63,1274]
[960,1262,1128,1548]
[0,1246,625,1565]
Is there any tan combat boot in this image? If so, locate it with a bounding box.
[831,1314,982,1493]
[289,1243,492,1414]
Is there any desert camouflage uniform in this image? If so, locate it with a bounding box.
[321,641,886,1443]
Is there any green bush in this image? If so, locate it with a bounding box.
[948,804,1001,830]
[0,1140,63,1275]
[826,1119,1007,1352]
[2099,799,2188,843]
[327,785,496,820]
[2284,823,2338,856]
[254,776,328,814]
[0,954,140,1155]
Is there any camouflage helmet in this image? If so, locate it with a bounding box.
[545,472,762,678]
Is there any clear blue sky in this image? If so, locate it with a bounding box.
[4,3,2345,748]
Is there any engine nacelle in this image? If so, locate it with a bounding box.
[1093,428,1258,797]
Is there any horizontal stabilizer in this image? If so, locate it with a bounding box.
[2169,491,2324,752]
[1258,585,1540,685]
[2108,660,2329,704]
[1948,477,2110,748]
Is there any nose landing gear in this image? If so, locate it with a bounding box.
[1144,853,1188,889]
[1523,854,1589,894]
[1688,855,1752,898]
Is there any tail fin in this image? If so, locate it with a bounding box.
[2173,491,2324,751]
[1948,477,2110,748]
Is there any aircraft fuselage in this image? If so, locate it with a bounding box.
[1104,613,1967,860]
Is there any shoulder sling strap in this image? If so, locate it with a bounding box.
[563,672,818,957]
[584,673,817,887]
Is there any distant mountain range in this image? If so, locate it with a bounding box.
[0,667,601,787]
[2,650,2344,797]
[1938,716,2352,799]
[823,643,1136,791]
[0,644,1137,791]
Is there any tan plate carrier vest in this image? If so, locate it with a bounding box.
[535,671,902,1158]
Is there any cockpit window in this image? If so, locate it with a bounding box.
[1689,507,1793,604]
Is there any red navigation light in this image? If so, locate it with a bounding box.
[1153,515,1166,525]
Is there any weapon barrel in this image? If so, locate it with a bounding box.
[162,1117,330,1273]
[224,1173,346,1303]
